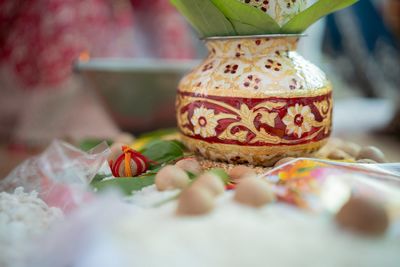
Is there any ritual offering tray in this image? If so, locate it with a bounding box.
[3,1,399,267]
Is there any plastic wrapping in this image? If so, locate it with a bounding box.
[264,158,400,217]
[0,140,110,211]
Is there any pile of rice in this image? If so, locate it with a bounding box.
[0,188,63,267]
[2,185,400,267]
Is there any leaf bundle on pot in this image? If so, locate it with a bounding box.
[170,0,359,37]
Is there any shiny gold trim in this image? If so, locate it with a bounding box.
[178,84,332,99]
[181,135,328,166]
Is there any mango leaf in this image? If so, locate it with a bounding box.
[91,175,156,195]
[170,0,236,37]
[132,128,179,150]
[140,140,185,168]
[210,0,280,34]
[282,0,359,33]
[230,19,267,35]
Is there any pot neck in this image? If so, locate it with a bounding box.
[205,36,299,58]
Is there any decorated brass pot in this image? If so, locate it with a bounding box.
[176,35,332,166]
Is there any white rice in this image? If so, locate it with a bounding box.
[30,186,400,267]
[0,188,63,267]
[3,185,400,267]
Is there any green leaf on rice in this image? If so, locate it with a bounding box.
[91,175,156,195]
[210,0,280,34]
[282,0,359,33]
[90,139,187,195]
[140,140,185,168]
[170,0,236,37]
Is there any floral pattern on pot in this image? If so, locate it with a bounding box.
[179,37,327,96]
[176,36,332,166]
[177,90,332,147]
[191,106,221,138]
[282,103,315,138]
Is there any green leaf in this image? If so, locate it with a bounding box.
[170,139,187,151]
[187,171,197,180]
[282,0,359,33]
[90,173,109,184]
[170,0,236,37]
[140,140,185,167]
[229,19,267,35]
[210,0,280,34]
[208,168,230,184]
[92,175,156,195]
[79,139,112,151]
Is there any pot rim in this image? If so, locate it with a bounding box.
[202,33,306,41]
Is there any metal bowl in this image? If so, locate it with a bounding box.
[75,58,198,133]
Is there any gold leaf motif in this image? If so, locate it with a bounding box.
[178,111,189,126]
[314,100,329,115]
[259,111,278,127]
[265,102,286,110]
[312,99,332,134]
[176,93,332,146]
[178,110,191,135]
[234,130,248,143]
[254,101,286,111]
[237,104,257,128]
[219,122,235,138]
[239,104,253,119]
[250,127,281,144]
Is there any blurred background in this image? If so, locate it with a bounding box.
[0,0,399,176]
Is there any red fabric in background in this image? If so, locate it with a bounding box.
[130,0,195,59]
[0,0,194,89]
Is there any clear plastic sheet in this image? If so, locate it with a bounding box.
[264,158,400,216]
[0,140,110,211]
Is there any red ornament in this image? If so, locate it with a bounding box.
[109,146,151,177]
[225,183,237,190]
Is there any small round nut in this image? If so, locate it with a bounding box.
[234,177,275,208]
[192,173,225,196]
[176,187,215,216]
[155,165,190,191]
[340,142,361,157]
[335,196,389,236]
[274,157,295,167]
[327,150,350,160]
[175,158,203,175]
[357,146,387,163]
[228,166,256,182]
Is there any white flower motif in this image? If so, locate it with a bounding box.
[282,103,315,138]
[190,106,219,138]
